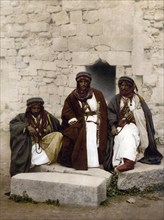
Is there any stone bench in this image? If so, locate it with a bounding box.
[11,172,107,207]
[117,158,164,190]
[31,163,112,187]
[31,156,164,191]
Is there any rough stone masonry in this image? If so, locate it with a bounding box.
[0,0,164,142]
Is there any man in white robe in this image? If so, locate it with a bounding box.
[58,72,108,170]
[104,76,163,172]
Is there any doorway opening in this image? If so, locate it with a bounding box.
[86,59,116,104]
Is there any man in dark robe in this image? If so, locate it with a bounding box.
[104,76,163,172]
[10,97,61,177]
[57,72,108,170]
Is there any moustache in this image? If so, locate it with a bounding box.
[32,112,40,117]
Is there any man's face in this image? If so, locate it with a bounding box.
[78,79,90,91]
[120,81,131,92]
[30,104,41,117]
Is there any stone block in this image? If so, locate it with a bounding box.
[62,0,98,11]
[15,14,28,24]
[83,11,99,24]
[68,36,93,52]
[106,51,131,65]
[32,12,51,23]
[9,70,21,80]
[47,6,61,13]
[1,38,15,49]
[52,37,68,52]
[52,11,69,25]
[31,163,112,187]
[92,36,132,51]
[61,24,76,37]
[16,61,28,69]
[30,60,42,69]
[154,10,163,21]
[72,52,99,65]
[117,156,164,190]
[143,73,157,86]
[70,11,82,24]
[42,61,56,71]
[1,6,13,16]
[76,24,87,36]
[0,48,7,57]
[56,60,68,68]
[87,23,103,36]
[11,172,106,207]
[30,22,49,32]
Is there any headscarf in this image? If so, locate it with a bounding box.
[73,72,93,102]
[26,97,44,107]
[76,72,92,82]
[118,76,138,98]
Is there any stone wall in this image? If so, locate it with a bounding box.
[0,0,163,140]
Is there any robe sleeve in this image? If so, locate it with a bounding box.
[10,114,27,139]
[9,113,32,176]
[61,96,78,122]
[47,112,61,132]
[138,98,163,164]
[108,96,119,127]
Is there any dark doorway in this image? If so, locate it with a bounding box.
[86,59,116,104]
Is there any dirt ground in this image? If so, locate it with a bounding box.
[0,131,164,220]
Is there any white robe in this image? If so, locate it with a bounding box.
[112,95,148,167]
[76,94,99,168]
[31,132,63,167]
[85,94,99,167]
[31,143,49,167]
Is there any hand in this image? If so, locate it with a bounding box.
[43,125,51,134]
[111,125,118,136]
[125,111,135,123]
[69,120,77,125]
[27,126,36,135]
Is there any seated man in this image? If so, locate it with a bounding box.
[57,72,108,170]
[104,76,163,172]
[10,97,62,176]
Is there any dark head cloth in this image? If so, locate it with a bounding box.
[118,76,134,85]
[76,72,92,82]
[26,97,44,106]
[118,76,138,91]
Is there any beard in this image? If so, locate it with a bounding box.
[120,89,130,97]
[32,112,40,117]
[119,87,135,99]
[74,86,93,102]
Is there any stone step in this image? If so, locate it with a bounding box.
[11,172,107,207]
[31,163,112,186]
[117,157,164,190]
[32,153,164,191]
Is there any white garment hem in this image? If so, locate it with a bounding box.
[88,164,100,168]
